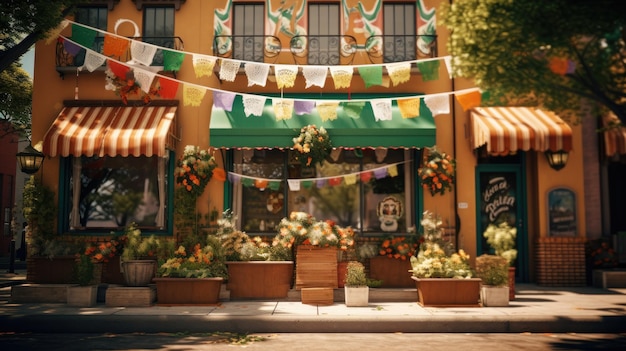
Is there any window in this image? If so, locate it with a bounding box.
[143,6,175,65]
[232,3,265,62]
[73,6,108,65]
[64,155,170,231]
[383,2,416,62]
[307,3,340,65]
[230,148,417,236]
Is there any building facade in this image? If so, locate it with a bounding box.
[29,0,623,284]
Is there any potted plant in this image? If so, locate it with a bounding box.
[154,232,228,305]
[120,223,161,287]
[483,221,518,300]
[220,210,294,299]
[475,254,509,307]
[67,254,98,307]
[409,211,481,307]
[344,261,369,307]
[369,233,419,288]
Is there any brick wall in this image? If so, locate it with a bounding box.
[535,237,586,286]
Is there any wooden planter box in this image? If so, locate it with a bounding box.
[295,246,338,290]
[154,277,223,305]
[412,276,482,307]
[27,256,76,283]
[369,256,414,288]
[226,261,294,299]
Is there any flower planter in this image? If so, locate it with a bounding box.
[226,261,294,299]
[337,261,348,288]
[154,277,223,305]
[27,256,77,283]
[122,260,156,287]
[295,246,338,290]
[67,285,97,307]
[344,286,369,307]
[369,256,414,288]
[508,267,516,300]
[481,285,509,307]
[411,276,482,307]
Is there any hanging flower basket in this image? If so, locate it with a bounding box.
[418,147,456,196]
[175,145,217,197]
[292,125,332,167]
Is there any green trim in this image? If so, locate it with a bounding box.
[210,94,436,149]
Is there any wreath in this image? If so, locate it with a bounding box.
[418,147,456,196]
[292,125,332,167]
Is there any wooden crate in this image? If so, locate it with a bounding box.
[296,246,338,290]
[301,287,334,305]
[105,286,156,307]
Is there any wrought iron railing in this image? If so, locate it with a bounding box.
[56,36,184,73]
[365,34,438,63]
[290,35,357,65]
[213,35,281,63]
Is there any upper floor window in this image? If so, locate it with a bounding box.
[72,6,107,65]
[143,6,175,65]
[383,2,416,62]
[232,3,265,62]
[306,3,340,65]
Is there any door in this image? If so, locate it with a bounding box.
[475,164,528,282]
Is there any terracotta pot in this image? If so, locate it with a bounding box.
[369,256,414,288]
[154,277,223,305]
[508,267,516,300]
[337,261,348,288]
[412,276,482,307]
[226,261,294,299]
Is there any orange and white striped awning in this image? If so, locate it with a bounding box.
[470,107,573,155]
[603,113,626,156]
[43,102,178,157]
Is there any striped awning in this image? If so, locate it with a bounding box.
[470,107,573,155]
[603,113,626,156]
[43,101,178,157]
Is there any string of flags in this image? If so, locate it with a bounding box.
[227,161,408,191]
[56,19,488,119]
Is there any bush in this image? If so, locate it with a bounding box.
[475,254,509,287]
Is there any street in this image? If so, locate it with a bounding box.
[0,332,625,350]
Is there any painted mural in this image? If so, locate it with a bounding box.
[341,0,382,53]
[213,0,232,56]
[266,0,308,51]
[416,0,437,57]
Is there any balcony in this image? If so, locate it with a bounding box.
[56,36,184,77]
[212,34,437,65]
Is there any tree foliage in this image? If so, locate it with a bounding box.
[0,62,32,138]
[441,0,626,124]
[0,0,81,73]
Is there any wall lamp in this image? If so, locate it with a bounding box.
[17,143,45,174]
[545,150,569,171]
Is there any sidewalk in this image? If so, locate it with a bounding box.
[0,269,625,334]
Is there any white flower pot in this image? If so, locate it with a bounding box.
[481,285,509,307]
[344,286,369,307]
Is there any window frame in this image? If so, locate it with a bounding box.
[382,2,417,62]
[231,2,266,62]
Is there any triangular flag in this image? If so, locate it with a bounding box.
[192,54,217,78]
[301,180,313,189]
[183,84,207,107]
[241,177,254,187]
[387,165,398,177]
[268,181,281,191]
[328,177,342,186]
[374,168,388,179]
[275,65,298,89]
[386,62,411,86]
[288,179,301,191]
[317,101,339,121]
[83,50,106,72]
[158,77,179,98]
[424,95,450,116]
[245,62,270,87]
[108,60,129,79]
[213,168,226,182]
[456,90,482,111]
[329,66,353,89]
[130,41,157,66]
[71,24,97,49]
[273,99,294,120]
[316,179,327,187]
[219,59,241,82]
[163,49,185,72]
[358,66,383,88]
[344,174,357,185]
[360,171,372,182]
[371,99,393,121]
[255,179,268,190]
[302,66,328,88]
[243,95,267,117]
[340,101,365,119]
[133,68,157,94]
[213,91,237,111]
[416,60,440,81]
[63,39,82,56]
[103,34,129,57]
[397,98,421,119]
[294,100,315,115]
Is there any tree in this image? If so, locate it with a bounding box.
[441,0,626,124]
[0,0,81,74]
[0,62,32,139]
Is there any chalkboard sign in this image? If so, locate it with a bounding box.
[547,187,577,236]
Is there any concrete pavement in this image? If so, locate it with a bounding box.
[0,268,625,334]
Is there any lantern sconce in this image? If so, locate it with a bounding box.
[17,143,45,175]
[545,150,569,171]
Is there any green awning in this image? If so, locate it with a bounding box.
[209,94,436,149]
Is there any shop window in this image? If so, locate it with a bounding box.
[232,3,265,62]
[231,148,416,236]
[307,3,340,65]
[143,6,175,65]
[63,156,170,231]
[382,2,416,62]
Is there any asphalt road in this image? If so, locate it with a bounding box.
[0,332,625,350]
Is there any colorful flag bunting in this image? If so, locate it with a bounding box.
[416,60,440,81]
[329,66,353,89]
[456,90,482,111]
[219,59,241,82]
[360,171,373,182]
[213,91,237,111]
[108,60,130,79]
[374,168,388,179]
[158,77,180,98]
[103,34,129,57]
[275,65,298,89]
[192,54,217,78]
[63,39,82,56]
[183,84,206,107]
[83,50,106,72]
[328,177,342,186]
[386,62,411,86]
[288,179,301,191]
[317,101,339,121]
[133,68,157,93]
[294,100,315,115]
[341,101,365,119]
[163,49,185,72]
[302,66,328,88]
[130,41,157,66]
[387,165,398,177]
[371,99,393,121]
[273,99,294,120]
[243,95,267,117]
[71,24,97,49]
[344,174,357,185]
[245,62,270,87]
[424,95,450,116]
[358,65,383,88]
[397,98,421,119]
